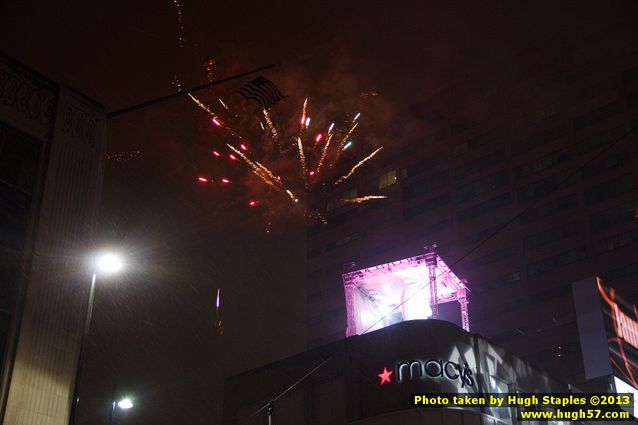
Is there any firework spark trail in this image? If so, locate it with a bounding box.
[219,98,229,109]
[205,59,216,82]
[315,133,333,176]
[171,0,185,48]
[172,75,183,91]
[285,189,296,201]
[297,137,308,178]
[334,146,383,185]
[298,98,309,141]
[344,195,388,204]
[300,98,308,125]
[262,109,279,140]
[226,144,282,191]
[334,122,359,163]
[186,93,248,140]
[225,146,288,198]
[253,159,283,187]
[188,93,219,118]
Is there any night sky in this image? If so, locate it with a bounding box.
[1,1,636,424]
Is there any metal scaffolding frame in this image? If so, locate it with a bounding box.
[343,246,470,336]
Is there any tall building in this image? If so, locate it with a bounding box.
[304,26,638,387]
[0,53,106,424]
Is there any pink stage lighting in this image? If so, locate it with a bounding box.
[342,246,469,336]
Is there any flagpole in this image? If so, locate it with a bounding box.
[107,63,277,119]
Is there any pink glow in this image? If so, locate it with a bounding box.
[212,118,221,126]
[221,178,230,184]
[342,250,470,337]
[197,177,208,183]
[300,115,305,125]
[315,134,322,143]
[249,200,257,207]
[216,288,220,309]
[212,151,221,157]
[276,176,281,181]
[309,171,315,176]
[229,154,237,160]
[240,143,248,151]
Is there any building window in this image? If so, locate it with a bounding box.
[520,193,579,224]
[455,149,507,180]
[406,155,444,178]
[517,171,574,204]
[460,222,509,246]
[458,193,512,222]
[588,199,638,232]
[456,170,508,203]
[524,220,582,250]
[581,151,629,179]
[378,170,397,189]
[514,150,569,179]
[511,125,567,157]
[468,246,518,268]
[402,170,449,201]
[594,229,638,254]
[573,101,622,131]
[403,193,451,220]
[601,262,638,281]
[453,133,498,156]
[584,175,635,206]
[326,188,358,212]
[527,247,587,277]
[334,233,360,248]
[576,124,625,155]
[406,218,453,242]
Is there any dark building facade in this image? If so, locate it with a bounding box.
[224,320,575,425]
[304,26,638,387]
[0,53,106,424]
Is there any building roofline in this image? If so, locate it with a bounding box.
[0,50,105,110]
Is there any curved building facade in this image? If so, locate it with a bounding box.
[223,320,573,425]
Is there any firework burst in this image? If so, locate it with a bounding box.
[186,88,385,222]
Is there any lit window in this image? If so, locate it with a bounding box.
[378,170,397,189]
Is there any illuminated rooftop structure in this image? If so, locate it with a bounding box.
[342,245,469,336]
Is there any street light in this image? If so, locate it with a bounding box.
[68,252,124,425]
[108,389,134,425]
[117,398,134,410]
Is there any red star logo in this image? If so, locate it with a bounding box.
[378,367,393,385]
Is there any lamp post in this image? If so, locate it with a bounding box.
[68,253,123,425]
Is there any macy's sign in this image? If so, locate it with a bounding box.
[378,359,475,388]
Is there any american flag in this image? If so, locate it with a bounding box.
[235,76,285,109]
